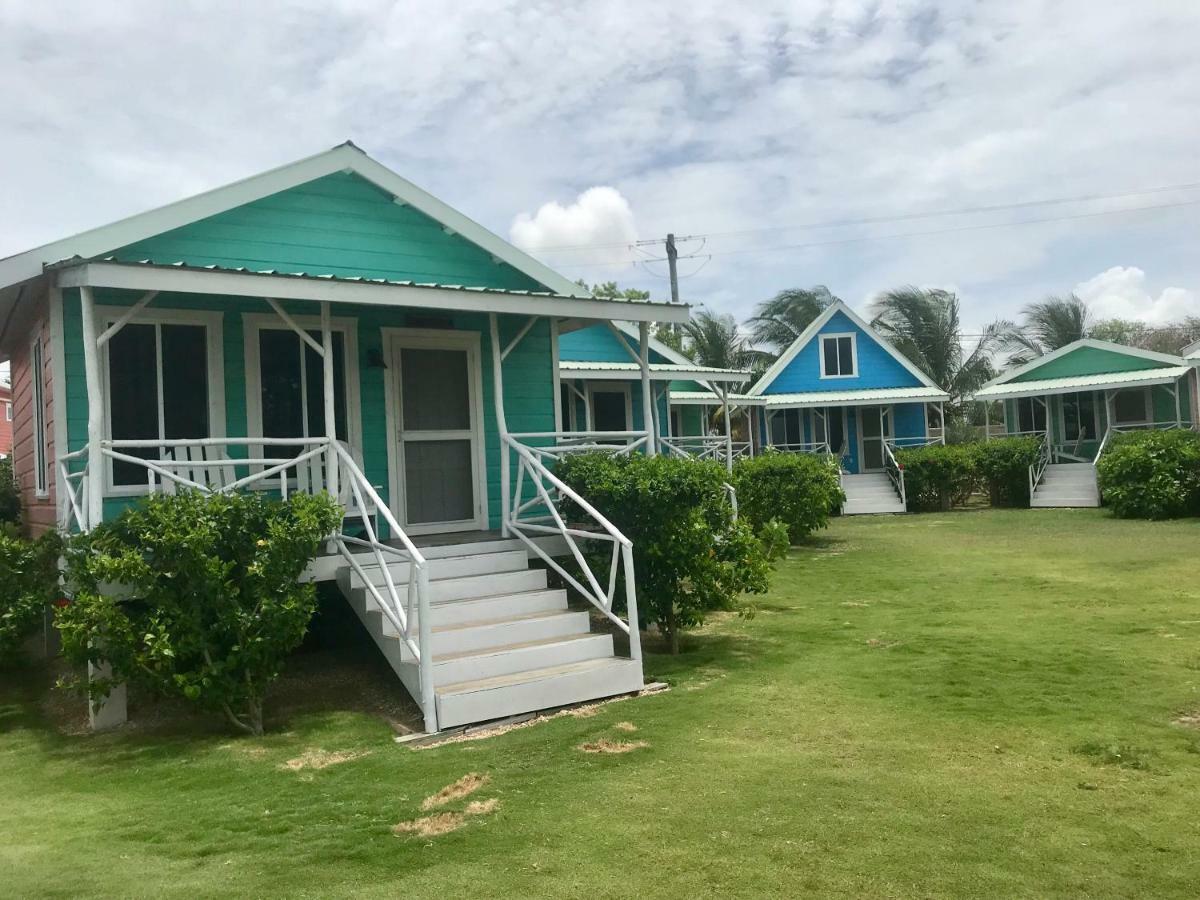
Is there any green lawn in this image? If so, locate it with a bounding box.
[3,509,1200,898]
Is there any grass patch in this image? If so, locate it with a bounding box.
[2,509,1199,896]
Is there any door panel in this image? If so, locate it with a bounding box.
[858,405,892,471]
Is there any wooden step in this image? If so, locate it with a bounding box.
[348,548,529,587]
[362,588,569,634]
[432,632,615,684]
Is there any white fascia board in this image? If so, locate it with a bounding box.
[0,143,590,300]
[981,338,1187,388]
[746,300,941,396]
[557,364,750,382]
[55,262,690,324]
[970,368,1190,401]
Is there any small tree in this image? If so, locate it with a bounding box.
[556,453,771,654]
[58,491,342,735]
[0,531,62,666]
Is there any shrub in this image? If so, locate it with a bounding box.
[555,452,771,654]
[894,443,979,512]
[1096,430,1200,519]
[0,457,20,527]
[0,531,62,666]
[974,436,1043,508]
[732,450,843,543]
[58,490,342,735]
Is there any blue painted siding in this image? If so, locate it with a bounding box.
[893,403,927,442]
[762,311,923,394]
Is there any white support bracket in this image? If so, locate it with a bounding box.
[266,298,325,356]
[96,291,159,347]
[501,316,539,361]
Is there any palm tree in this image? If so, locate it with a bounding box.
[1002,294,1091,364]
[869,286,1003,403]
[747,286,840,356]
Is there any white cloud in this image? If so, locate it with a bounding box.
[1074,266,1199,324]
[510,187,638,268]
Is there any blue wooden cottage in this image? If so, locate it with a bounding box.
[0,142,690,733]
[556,322,752,467]
[746,299,949,514]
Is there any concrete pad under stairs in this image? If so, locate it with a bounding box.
[841,473,906,515]
[335,537,644,730]
[1031,463,1100,508]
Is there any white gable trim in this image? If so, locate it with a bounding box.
[747,300,940,396]
[980,338,1186,389]
[0,142,588,299]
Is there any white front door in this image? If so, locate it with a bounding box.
[388,330,487,534]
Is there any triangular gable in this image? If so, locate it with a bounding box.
[986,339,1186,387]
[747,300,940,396]
[0,142,587,297]
[560,323,673,365]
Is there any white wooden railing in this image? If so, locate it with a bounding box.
[56,436,439,733]
[882,440,907,509]
[1028,430,1052,497]
[502,433,642,663]
[510,430,650,464]
[659,435,751,465]
[765,441,830,454]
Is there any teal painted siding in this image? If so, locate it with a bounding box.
[559,323,675,365]
[61,289,555,530]
[113,173,546,291]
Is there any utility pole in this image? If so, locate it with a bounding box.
[665,232,680,335]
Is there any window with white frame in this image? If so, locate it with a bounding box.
[589,385,631,432]
[103,311,223,488]
[244,315,359,460]
[4,402,11,421]
[30,339,47,495]
[820,333,857,378]
[1112,387,1151,425]
[1062,392,1098,442]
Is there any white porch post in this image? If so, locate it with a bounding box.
[939,401,946,443]
[719,384,733,473]
[489,314,511,535]
[637,322,656,455]
[320,301,338,499]
[1174,377,1182,427]
[983,401,991,441]
[79,286,104,529]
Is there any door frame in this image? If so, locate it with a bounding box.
[856,404,893,473]
[382,327,488,535]
[585,382,633,432]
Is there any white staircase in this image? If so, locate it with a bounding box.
[841,472,906,515]
[1031,463,1100,508]
[335,537,644,729]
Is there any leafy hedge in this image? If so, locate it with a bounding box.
[555,452,771,654]
[732,450,843,543]
[59,490,342,734]
[894,443,979,512]
[974,436,1043,508]
[1096,430,1200,519]
[0,531,62,666]
[0,458,20,528]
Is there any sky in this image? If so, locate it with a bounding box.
[1,0,1198,337]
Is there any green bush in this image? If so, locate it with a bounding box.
[0,531,62,666]
[974,436,1043,508]
[1096,430,1200,519]
[895,443,979,512]
[732,450,843,543]
[58,490,342,735]
[555,452,771,654]
[0,458,20,527]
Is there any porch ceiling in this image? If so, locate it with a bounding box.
[52,258,690,324]
[971,366,1191,401]
[558,360,751,382]
[759,386,949,408]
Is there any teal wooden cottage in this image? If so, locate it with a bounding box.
[0,143,690,733]
[971,338,1194,507]
[556,322,752,467]
[745,299,949,514]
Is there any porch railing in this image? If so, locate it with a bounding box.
[659,435,751,465]
[1028,430,1052,497]
[502,433,642,663]
[882,440,907,509]
[56,436,439,733]
[509,430,650,464]
[764,441,830,455]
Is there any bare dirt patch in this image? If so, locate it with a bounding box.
[1174,711,1200,728]
[578,738,648,754]
[281,748,371,772]
[866,638,902,650]
[393,797,501,838]
[421,773,490,811]
[612,721,638,732]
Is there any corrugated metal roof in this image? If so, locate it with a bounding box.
[972,365,1192,400]
[668,390,763,405]
[759,386,949,407]
[48,256,674,305]
[558,360,751,382]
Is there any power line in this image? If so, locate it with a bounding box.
[526,179,1200,255]
[549,197,1200,270]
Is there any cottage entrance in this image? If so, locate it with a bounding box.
[857,405,893,472]
[388,330,486,534]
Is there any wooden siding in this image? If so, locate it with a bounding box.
[761,310,923,394]
[112,172,545,291]
[1008,346,1171,383]
[558,323,675,364]
[61,289,555,531]
[9,287,56,535]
